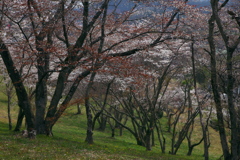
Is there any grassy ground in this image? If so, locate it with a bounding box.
[0,100,223,159]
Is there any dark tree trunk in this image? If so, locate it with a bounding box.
[145,129,152,151]
[85,109,94,144]
[200,112,209,160]
[209,0,240,158]
[207,11,230,159]
[84,72,96,144]
[35,50,49,134]
[155,121,166,153]
[151,130,155,146]
[167,113,173,132]
[111,128,115,138]
[226,48,238,159]
[136,137,145,146]
[14,108,24,132]
[187,146,194,156]
[35,77,48,134]
[34,26,51,134]
[98,115,107,131]
[119,126,123,136]
[76,103,82,114]
[0,38,35,135]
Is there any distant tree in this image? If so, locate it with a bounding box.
[103,62,173,151]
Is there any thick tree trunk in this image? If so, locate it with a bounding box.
[145,129,152,151]
[0,38,35,135]
[35,50,49,134]
[35,77,48,134]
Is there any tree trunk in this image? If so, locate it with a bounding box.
[44,67,72,135]
[7,97,12,130]
[98,115,107,131]
[226,48,238,159]
[85,109,94,144]
[210,1,240,158]
[119,126,123,136]
[84,72,96,144]
[208,12,230,159]
[145,129,152,151]
[136,137,145,146]
[76,103,82,114]
[151,130,155,147]
[155,122,166,153]
[200,110,209,160]
[111,128,115,138]
[35,50,49,134]
[35,77,48,134]
[14,108,24,132]
[0,38,35,135]
[45,69,90,135]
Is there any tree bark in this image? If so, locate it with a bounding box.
[14,108,25,132]
[145,129,152,151]
[207,9,230,159]
[35,36,50,134]
[0,38,35,135]
[35,52,48,134]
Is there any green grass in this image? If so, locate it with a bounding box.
[0,104,223,160]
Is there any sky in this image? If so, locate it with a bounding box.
[188,0,210,7]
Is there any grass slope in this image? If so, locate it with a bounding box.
[0,101,222,159]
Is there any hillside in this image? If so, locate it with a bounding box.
[0,99,223,160]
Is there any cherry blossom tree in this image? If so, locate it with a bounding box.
[0,0,200,136]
